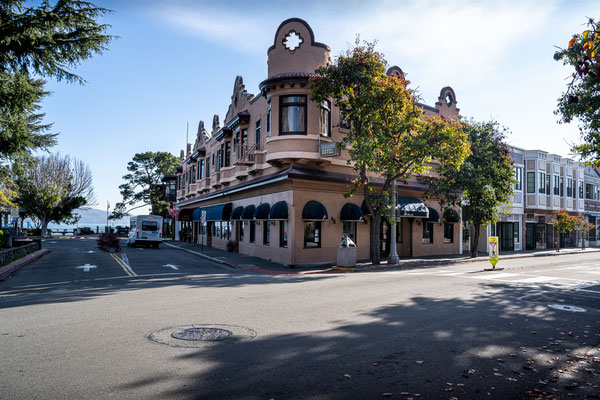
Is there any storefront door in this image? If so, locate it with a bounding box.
[500,222,514,251]
[525,223,535,250]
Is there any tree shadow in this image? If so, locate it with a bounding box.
[121,282,600,399]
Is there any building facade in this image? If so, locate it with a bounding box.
[174,18,464,266]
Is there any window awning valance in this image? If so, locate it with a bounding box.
[192,208,202,221]
[443,209,461,223]
[425,207,440,223]
[203,203,232,221]
[230,206,244,220]
[340,203,364,221]
[179,208,194,222]
[241,204,256,220]
[302,200,328,221]
[254,203,271,220]
[269,201,288,220]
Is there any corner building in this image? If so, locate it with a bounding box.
[175,18,463,266]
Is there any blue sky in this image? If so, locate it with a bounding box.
[39,0,600,214]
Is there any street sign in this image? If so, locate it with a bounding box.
[201,210,207,225]
[488,236,499,268]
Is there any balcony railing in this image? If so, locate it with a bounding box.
[234,144,256,165]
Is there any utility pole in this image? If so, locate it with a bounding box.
[388,179,400,265]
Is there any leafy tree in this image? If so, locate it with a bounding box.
[0,0,113,206]
[427,120,515,258]
[310,40,470,264]
[111,152,179,219]
[14,153,95,236]
[575,216,596,250]
[554,18,600,166]
[552,209,579,252]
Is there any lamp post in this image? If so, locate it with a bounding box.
[388,179,400,265]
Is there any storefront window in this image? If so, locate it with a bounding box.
[280,95,306,134]
[444,223,453,243]
[304,221,321,248]
[263,222,270,245]
[319,100,331,137]
[250,221,256,243]
[514,222,519,243]
[342,221,356,243]
[536,224,547,249]
[280,221,287,248]
[240,221,244,241]
[422,222,433,244]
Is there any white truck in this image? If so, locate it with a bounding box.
[128,215,163,248]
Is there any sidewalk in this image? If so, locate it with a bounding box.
[164,240,600,275]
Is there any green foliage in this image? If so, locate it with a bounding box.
[428,120,515,256]
[112,151,179,219]
[553,209,578,234]
[310,39,470,263]
[0,230,5,247]
[554,18,600,167]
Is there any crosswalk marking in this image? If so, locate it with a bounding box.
[513,276,555,283]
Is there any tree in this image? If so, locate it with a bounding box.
[310,40,470,264]
[0,0,113,206]
[428,120,515,258]
[575,216,596,250]
[554,18,600,167]
[14,153,95,236]
[111,152,179,219]
[552,209,579,252]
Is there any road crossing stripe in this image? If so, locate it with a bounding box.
[466,273,520,279]
[512,276,556,283]
[110,253,136,276]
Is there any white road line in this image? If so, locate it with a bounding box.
[513,276,556,283]
[465,273,520,280]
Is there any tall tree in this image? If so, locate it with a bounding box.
[311,40,470,264]
[14,153,95,236]
[111,152,179,219]
[554,18,600,166]
[575,216,595,250]
[427,120,515,258]
[0,0,113,206]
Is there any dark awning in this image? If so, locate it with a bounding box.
[340,203,364,221]
[230,206,244,220]
[425,207,440,223]
[254,203,271,220]
[192,208,202,221]
[241,205,256,220]
[302,200,328,221]
[204,203,232,221]
[179,208,194,222]
[396,198,429,218]
[269,201,288,220]
[443,209,460,223]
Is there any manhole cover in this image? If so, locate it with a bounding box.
[148,324,257,348]
[548,304,587,313]
[171,327,232,341]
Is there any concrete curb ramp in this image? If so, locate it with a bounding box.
[0,249,50,280]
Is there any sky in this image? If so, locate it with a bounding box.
[39,0,600,214]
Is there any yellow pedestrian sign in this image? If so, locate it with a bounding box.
[489,236,499,268]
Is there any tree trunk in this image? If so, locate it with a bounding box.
[470,224,480,258]
[40,217,49,237]
[370,213,382,265]
[582,231,586,250]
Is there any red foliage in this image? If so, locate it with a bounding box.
[97,233,121,251]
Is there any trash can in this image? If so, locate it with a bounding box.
[337,236,357,267]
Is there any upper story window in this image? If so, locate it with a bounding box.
[205,157,210,178]
[545,174,550,195]
[339,109,351,129]
[554,175,560,195]
[527,172,535,193]
[255,120,261,150]
[579,180,584,199]
[514,167,522,191]
[267,101,271,137]
[538,172,545,194]
[280,95,306,134]
[567,178,573,198]
[586,183,593,199]
[319,100,331,137]
[198,159,204,179]
[224,142,231,167]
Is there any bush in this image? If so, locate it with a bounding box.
[97,233,121,251]
[0,230,5,248]
[226,240,235,252]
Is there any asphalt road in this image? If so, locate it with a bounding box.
[2,239,600,399]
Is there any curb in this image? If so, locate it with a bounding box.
[162,242,244,271]
[0,249,50,280]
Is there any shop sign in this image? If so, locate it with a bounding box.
[320,142,340,157]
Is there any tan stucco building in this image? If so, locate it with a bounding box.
[175,18,463,267]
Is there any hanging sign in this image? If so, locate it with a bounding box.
[489,236,499,268]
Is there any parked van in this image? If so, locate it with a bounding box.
[128,215,163,248]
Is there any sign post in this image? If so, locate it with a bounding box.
[488,236,499,269]
[201,210,207,253]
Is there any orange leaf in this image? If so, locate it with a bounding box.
[569,37,577,49]
[584,30,590,39]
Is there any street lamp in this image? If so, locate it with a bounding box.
[388,179,400,265]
